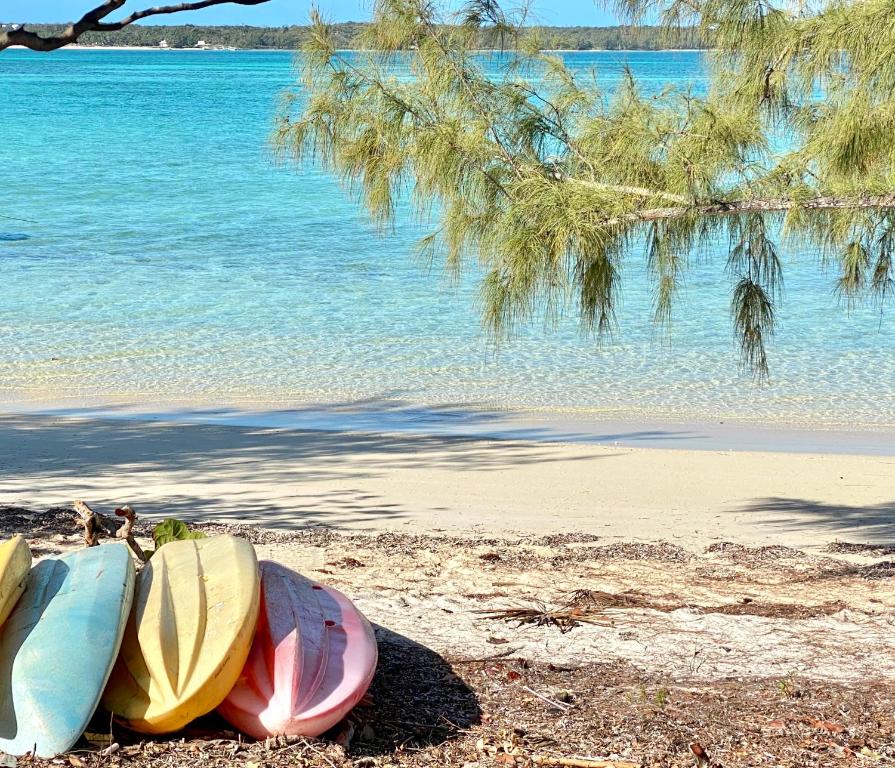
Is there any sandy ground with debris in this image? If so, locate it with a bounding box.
[260,533,895,684]
[5,504,895,767]
[0,413,893,553]
[11,508,895,684]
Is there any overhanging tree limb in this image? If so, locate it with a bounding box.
[285,0,895,382]
[614,194,895,224]
[0,0,272,52]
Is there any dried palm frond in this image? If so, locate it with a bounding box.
[478,601,612,633]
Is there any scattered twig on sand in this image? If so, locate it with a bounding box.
[73,500,147,562]
[531,756,639,768]
[448,649,518,664]
[521,686,574,712]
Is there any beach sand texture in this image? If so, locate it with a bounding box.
[1,413,892,552]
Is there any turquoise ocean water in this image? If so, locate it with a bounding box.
[1,49,893,430]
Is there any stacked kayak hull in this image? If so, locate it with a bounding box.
[0,544,135,758]
[102,535,260,734]
[0,536,31,627]
[218,561,377,738]
[0,531,374,751]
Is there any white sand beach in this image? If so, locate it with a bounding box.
[2,410,892,552]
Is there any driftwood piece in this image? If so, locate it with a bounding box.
[74,500,148,562]
[73,499,117,545]
[114,505,148,561]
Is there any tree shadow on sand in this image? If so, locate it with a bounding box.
[735,496,895,545]
[0,410,631,529]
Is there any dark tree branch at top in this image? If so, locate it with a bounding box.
[0,0,272,52]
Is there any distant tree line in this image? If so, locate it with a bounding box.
[2,22,707,50]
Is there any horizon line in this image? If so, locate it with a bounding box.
[1,20,685,31]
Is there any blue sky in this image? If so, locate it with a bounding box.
[7,1,619,26]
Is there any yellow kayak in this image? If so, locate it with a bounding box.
[102,535,259,733]
[0,536,31,628]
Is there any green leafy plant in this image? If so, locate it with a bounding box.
[144,518,207,558]
[778,675,801,699]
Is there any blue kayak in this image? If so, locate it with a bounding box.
[0,544,135,757]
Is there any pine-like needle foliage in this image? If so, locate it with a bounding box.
[278,0,895,381]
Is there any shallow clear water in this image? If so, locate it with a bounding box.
[0,49,893,429]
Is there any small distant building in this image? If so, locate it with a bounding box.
[195,40,207,49]
[158,39,169,48]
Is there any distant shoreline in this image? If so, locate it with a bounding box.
[3,21,707,54]
[15,44,709,53]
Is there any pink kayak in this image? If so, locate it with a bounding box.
[218,561,377,738]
